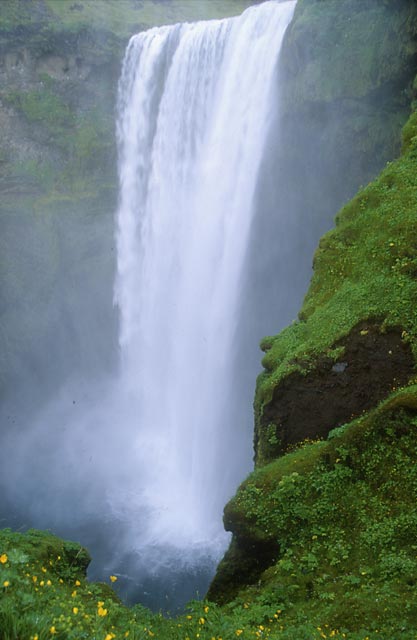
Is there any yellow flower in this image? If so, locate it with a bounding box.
[110,575,118,582]
[98,606,108,617]
[199,617,205,625]
[204,605,209,613]
[236,631,243,636]
[33,636,39,640]
[105,635,114,640]
[0,554,8,564]
[71,590,77,597]
[186,615,192,620]
[50,627,57,635]
[41,567,47,573]
[75,579,81,586]
[3,580,10,587]
[47,580,52,586]
[73,607,79,615]
[40,581,45,587]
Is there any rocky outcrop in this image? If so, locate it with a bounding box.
[209,0,417,605]
[256,322,414,465]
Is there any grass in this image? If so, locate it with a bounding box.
[213,385,417,637]
[256,109,417,416]
[0,1,258,36]
[45,0,258,33]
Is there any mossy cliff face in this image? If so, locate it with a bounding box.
[0,5,121,399]
[279,0,417,201]
[209,389,417,633]
[244,0,417,367]
[208,0,417,619]
[256,0,417,469]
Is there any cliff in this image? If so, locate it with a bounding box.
[207,0,417,627]
[0,0,255,401]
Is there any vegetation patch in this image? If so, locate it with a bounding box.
[209,386,417,635]
[255,92,417,464]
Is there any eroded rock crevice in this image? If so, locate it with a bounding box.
[256,322,414,465]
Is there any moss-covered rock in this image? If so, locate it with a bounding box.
[281,0,417,106]
[273,0,417,234]
[254,90,417,468]
[209,386,417,621]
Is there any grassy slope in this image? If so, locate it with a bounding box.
[256,110,417,426]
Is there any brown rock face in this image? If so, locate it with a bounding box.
[256,322,414,465]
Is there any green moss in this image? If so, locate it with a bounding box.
[0,0,34,31]
[43,0,257,34]
[281,0,417,106]
[256,107,417,430]
[5,86,75,150]
[0,0,258,38]
[211,386,417,633]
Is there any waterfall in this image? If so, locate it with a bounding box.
[114,0,296,571]
[0,0,296,610]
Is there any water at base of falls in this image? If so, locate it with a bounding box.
[0,0,296,611]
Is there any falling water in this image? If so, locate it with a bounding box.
[114,0,296,570]
[0,0,296,610]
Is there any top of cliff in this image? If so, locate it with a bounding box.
[0,0,259,42]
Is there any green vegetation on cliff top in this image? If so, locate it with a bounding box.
[0,0,257,36]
